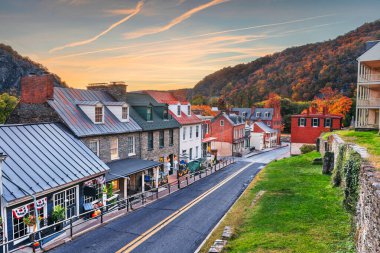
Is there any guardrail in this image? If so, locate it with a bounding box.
[357,98,380,107]
[2,157,235,253]
[359,74,380,83]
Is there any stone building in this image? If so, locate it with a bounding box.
[7,75,162,197]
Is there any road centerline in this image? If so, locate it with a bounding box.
[116,161,259,253]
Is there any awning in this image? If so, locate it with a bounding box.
[106,159,162,181]
[202,137,217,143]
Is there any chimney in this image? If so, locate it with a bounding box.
[20,74,54,104]
[306,108,310,115]
[87,81,127,101]
[322,106,328,115]
[311,107,317,114]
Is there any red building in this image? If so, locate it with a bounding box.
[210,112,247,157]
[248,105,282,144]
[290,109,342,154]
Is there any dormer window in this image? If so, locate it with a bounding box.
[122,106,129,120]
[187,105,191,115]
[147,106,153,121]
[177,105,181,116]
[163,108,169,120]
[95,105,104,123]
[265,112,270,118]
[256,112,261,117]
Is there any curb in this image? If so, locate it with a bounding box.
[246,144,289,158]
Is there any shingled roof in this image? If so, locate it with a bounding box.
[48,87,142,137]
[250,108,274,121]
[0,123,108,203]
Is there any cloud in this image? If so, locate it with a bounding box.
[124,0,229,39]
[105,8,136,16]
[49,0,144,53]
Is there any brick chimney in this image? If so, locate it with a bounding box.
[20,74,54,104]
[322,106,328,115]
[87,81,127,101]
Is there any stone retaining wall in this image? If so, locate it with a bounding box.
[318,135,379,253]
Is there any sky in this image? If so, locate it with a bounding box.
[0,0,379,91]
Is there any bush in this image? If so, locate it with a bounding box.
[343,151,361,213]
[300,145,316,154]
[332,145,346,187]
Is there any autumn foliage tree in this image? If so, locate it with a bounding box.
[307,87,352,117]
[264,93,281,109]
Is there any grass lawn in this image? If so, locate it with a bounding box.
[200,152,355,253]
[323,130,380,166]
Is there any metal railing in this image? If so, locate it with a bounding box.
[2,157,235,253]
[359,74,380,83]
[357,98,380,107]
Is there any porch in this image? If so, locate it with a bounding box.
[356,108,380,130]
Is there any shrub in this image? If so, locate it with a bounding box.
[52,205,65,222]
[300,145,316,154]
[332,145,346,187]
[343,151,361,213]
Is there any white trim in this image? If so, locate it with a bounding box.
[52,185,79,220]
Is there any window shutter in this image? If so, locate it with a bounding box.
[298,118,301,126]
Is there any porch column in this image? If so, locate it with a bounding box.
[142,170,145,194]
[124,178,128,199]
[155,167,159,188]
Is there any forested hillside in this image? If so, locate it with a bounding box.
[192,20,380,106]
[0,43,65,94]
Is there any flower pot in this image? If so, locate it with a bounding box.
[27,225,35,234]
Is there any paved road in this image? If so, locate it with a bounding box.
[49,146,289,253]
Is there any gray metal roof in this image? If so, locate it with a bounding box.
[231,108,252,119]
[0,123,109,203]
[227,114,245,125]
[106,158,162,181]
[48,87,142,137]
[250,108,274,121]
[254,121,277,133]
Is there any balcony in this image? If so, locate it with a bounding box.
[359,74,380,84]
[357,98,380,107]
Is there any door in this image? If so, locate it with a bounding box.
[53,186,78,220]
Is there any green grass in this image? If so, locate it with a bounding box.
[325,130,380,166]
[222,152,355,253]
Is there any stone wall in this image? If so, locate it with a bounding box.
[81,132,141,163]
[140,128,180,162]
[319,134,380,253]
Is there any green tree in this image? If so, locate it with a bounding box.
[0,93,18,123]
[191,94,206,105]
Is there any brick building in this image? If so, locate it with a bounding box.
[210,112,248,157]
[251,121,278,150]
[290,109,342,154]
[249,106,282,145]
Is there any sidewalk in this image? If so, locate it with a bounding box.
[19,159,236,253]
[244,143,289,158]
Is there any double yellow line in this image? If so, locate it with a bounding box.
[116,161,255,253]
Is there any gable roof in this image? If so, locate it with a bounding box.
[357,41,380,61]
[250,108,274,121]
[126,93,181,131]
[231,108,252,118]
[0,123,108,203]
[212,112,244,126]
[144,90,189,104]
[145,90,201,125]
[254,121,276,133]
[48,87,142,137]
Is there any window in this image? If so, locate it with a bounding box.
[169,129,174,146]
[122,106,129,120]
[267,121,271,126]
[177,105,181,116]
[95,105,104,123]
[220,120,224,126]
[110,138,119,160]
[12,200,47,240]
[163,108,169,120]
[324,118,332,127]
[242,112,247,119]
[159,130,164,148]
[111,180,120,192]
[183,127,186,140]
[196,146,199,158]
[147,107,153,121]
[196,126,199,138]
[256,112,261,117]
[189,148,193,160]
[148,131,154,150]
[89,140,99,156]
[298,118,306,127]
[312,118,320,127]
[84,177,103,204]
[127,136,135,155]
[188,105,191,115]
[190,126,193,139]
[265,112,270,118]
[54,186,77,220]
